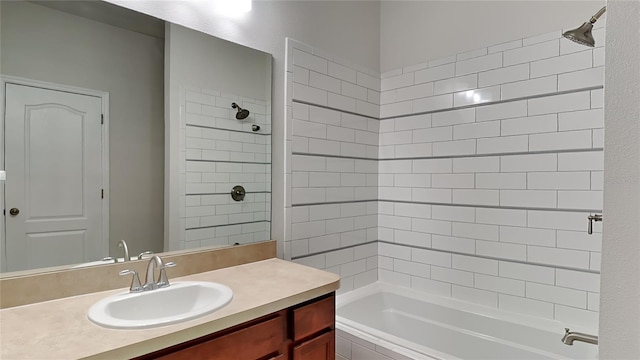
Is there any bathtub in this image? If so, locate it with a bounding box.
[336,282,598,360]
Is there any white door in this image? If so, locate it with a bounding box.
[5,83,104,271]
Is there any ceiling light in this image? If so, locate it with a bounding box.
[213,0,252,16]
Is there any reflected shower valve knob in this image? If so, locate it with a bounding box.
[252,124,260,132]
[231,185,246,201]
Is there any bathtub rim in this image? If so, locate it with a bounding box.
[337,281,598,335]
[336,320,452,360]
[336,281,598,360]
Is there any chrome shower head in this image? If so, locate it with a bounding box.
[563,22,595,47]
[562,6,606,47]
[231,102,250,120]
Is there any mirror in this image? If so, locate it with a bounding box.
[0,0,272,274]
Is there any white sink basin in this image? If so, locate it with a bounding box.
[88,281,233,329]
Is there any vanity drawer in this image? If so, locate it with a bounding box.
[292,330,335,360]
[292,294,335,341]
[157,314,286,360]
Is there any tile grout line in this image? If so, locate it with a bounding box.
[186,123,272,136]
[293,147,603,162]
[292,199,602,213]
[185,220,271,231]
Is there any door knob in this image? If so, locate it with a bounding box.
[9,208,19,216]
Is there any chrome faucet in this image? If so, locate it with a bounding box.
[143,255,176,291]
[562,328,598,346]
[117,239,130,262]
[137,251,154,260]
[119,269,143,292]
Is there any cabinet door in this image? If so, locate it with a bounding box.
[292,330,335,360]
[292,295,335,341]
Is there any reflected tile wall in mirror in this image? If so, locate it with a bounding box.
[181,89,272,249]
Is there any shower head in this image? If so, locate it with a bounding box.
[231,102,250,120]
[563,22,595,47]
[562,6,606,47]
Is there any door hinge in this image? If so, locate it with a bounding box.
[101,114,104,124]
[101,189,104,199]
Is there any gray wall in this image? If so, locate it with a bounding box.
[167,23,271,101]
[600,1,640,357]
[380,1,605,72]
[1,1,165,257]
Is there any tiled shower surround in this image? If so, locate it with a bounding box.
[180,88,272,249]
[285,25,604,330]
[285,39,382,292]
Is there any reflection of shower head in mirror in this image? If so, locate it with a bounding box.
[231,102,250,120]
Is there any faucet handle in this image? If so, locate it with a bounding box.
[101,257,118,263]
[119,269,143,292]
[587,214,603,235]
[157,262,176,288]
[137,251,154,260]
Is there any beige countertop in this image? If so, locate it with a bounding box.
[0,258,340,359]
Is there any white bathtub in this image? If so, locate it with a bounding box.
[336,282,598,360]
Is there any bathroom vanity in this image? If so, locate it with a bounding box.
[136,293,335,360]
[0,257,339,359]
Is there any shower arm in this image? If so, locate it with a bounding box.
[589,6,606,24]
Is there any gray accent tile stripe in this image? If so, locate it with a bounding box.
[292,99,379,120]
[291,240,600,275]
[293,148,603,162]
[186,124,271,136]
[377,199,602,214]
[380,148,603,161]
[377,240,600,274]
[292,199,377,207]
[187,191,271,196]
[292,199,600,213]
[186,220,270,231]
[290,240,378,260]
[379,86,604,120]
[187,159,271,165]
[292,86,602,122]
[292,152,376,161]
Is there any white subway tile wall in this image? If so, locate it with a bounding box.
[375,26,603,328]
[181,88,271,249]
[287,39,381,293]
[286,28,603,329]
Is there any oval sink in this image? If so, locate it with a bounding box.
[88,281,233,329]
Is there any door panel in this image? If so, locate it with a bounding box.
[5,83,104,271]
[27,105,85,218]
[26,230,86,269]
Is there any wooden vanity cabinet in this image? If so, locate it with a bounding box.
[135,293,335,360]
[290,294,335,360]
